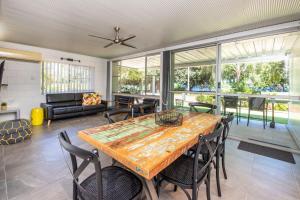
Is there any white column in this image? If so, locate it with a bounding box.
[216,43,222,114]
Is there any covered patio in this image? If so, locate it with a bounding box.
[170,31,300,152]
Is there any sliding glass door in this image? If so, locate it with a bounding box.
[168,31,300,151]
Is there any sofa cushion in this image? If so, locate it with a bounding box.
[47,93,75,103]
[83,104,105,111]
[82,93,101,106]
[50,101,77,108]
[53,106,83,115]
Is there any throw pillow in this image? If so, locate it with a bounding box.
[82,93,101,106]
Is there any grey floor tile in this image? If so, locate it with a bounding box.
[1,114,299,200]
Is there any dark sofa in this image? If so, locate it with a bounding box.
[41,93,107,125]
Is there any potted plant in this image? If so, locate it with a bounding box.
[1,102,7,110]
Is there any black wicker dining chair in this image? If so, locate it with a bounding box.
[223,96,239,124]
[186,113,233,197]
[104,108,131,124]
[156,123,224,200]
[247,97,267,129]
[58,131,143,200]
[189,102,217,114]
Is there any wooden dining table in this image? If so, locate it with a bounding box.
[78,111,221,200]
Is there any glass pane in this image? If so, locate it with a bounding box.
[189,65,215,92]
[112,57,145,95]
[172,46,217,92]
[42,62,93,94]
[146,54,160,95]
[174,68,188,91]
[221,33,291,95]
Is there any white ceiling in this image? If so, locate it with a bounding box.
[1,0,300,59]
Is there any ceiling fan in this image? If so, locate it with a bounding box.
[89,27,136,49]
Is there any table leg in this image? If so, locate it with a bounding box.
[142,179,159,200]
[270,102,275,128]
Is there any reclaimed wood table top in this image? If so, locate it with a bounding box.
[78,112,221,180]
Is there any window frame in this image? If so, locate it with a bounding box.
[41,61,94,94]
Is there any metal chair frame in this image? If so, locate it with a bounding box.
[157,123,224,200]
[247,97,268,129]
[189,102,217,114]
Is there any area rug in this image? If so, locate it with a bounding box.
[238,141,296,164]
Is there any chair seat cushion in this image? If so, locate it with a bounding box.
[160,155,207,185]
[83,104,105,111]
[80,166,142,200]
[53,106,83,115]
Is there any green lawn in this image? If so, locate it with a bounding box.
[175,106,288,124]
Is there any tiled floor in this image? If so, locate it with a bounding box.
[0,113,299,200]
[229,117,299,151]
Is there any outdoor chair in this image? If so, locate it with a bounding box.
[58,131,143,200]
[156,123,224,200]
[223,96,239,124]
[247,97,267,129]
[189,102,217,114]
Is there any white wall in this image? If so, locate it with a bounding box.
[0,41,107,120]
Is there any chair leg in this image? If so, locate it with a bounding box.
[222,150,227,179]
[247,109,250,126]
[206,168,211,200]
[173,185,177,192]
[263,110,265,129]
[216,151,221,197]
[192,185,198,200]
[73,181,78,200]
[236,107,239,125]
[155,176,161,197]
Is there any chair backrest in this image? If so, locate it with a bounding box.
[221,112,234,142]
[189,102,217,114]
[224,96,238,108]
[142,98,159,113]
[58,131,103,200]
[115,95,134,108]
[193,123,223,184]
[104,109,130,124]
[248,97,266,111]
[143,98,159,105]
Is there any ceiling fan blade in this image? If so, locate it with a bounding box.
[121,42,137,49]
[121,35,136,42]
[104,43,114,48]
[88,34,114,42]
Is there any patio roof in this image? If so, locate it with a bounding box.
[174,31,300,66]
[113,31,300,68]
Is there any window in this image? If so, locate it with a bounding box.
[171,46,217,107]
[42,61,94,94]
[172,46,217,92]
[221,33,292,95]
[112,54,160,95]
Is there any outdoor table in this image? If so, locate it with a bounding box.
[78,112,221,200]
